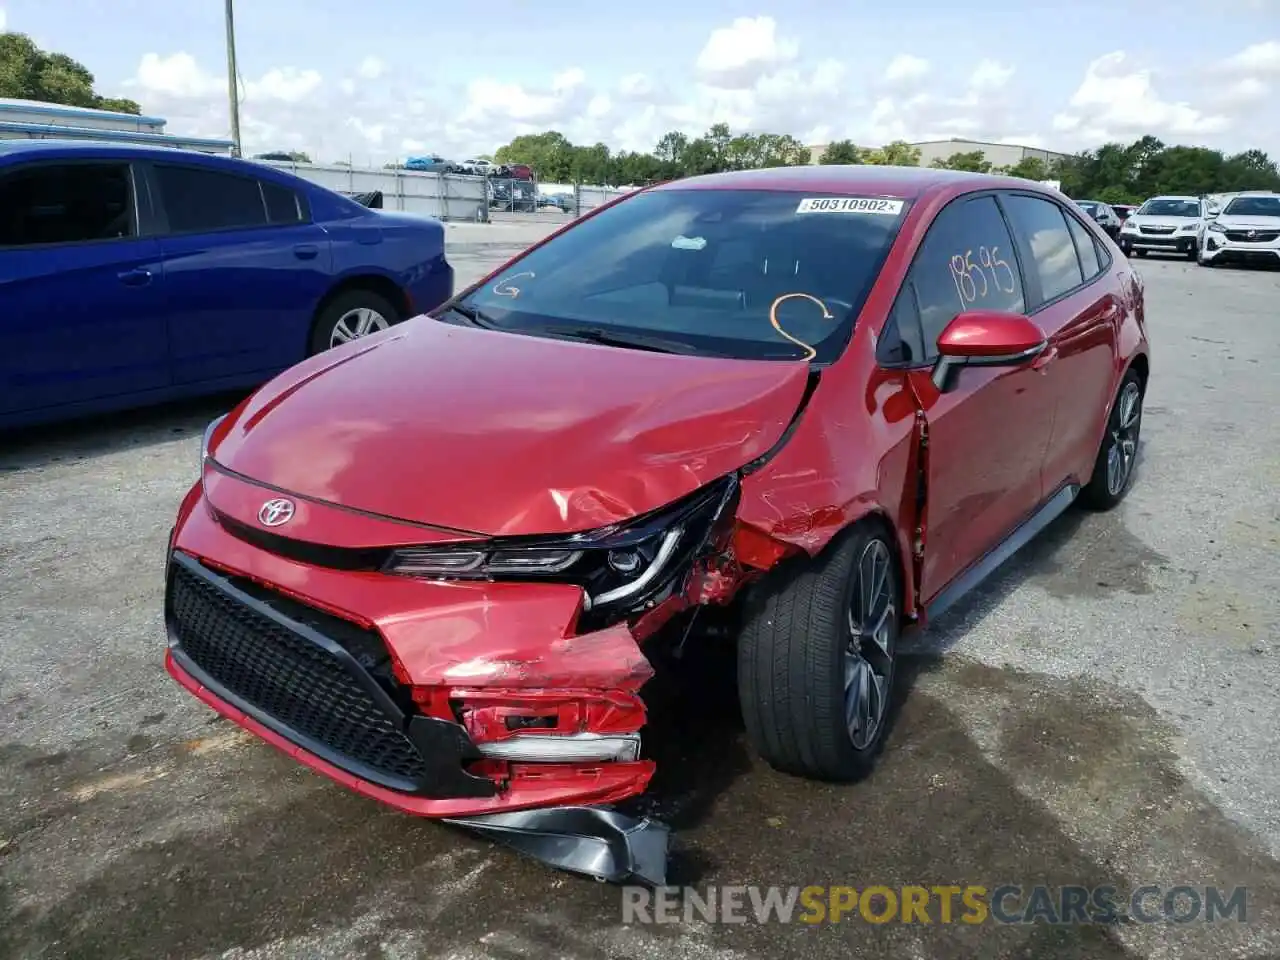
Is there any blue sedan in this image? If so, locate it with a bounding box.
[0,140,454,430]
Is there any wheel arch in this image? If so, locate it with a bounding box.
[308,273,411,349]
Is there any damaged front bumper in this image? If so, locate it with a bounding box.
[163,522,675,883]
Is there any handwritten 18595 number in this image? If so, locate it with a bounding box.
[947,246,1017,308]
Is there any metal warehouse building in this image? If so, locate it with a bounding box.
[809,137,1071,168]
[0,97,234,154]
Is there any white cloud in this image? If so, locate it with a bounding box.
[1051,51,1229,144]
[1222,41,1280,76]
[111,22,1280,167]
[882,54,930,86]
[356,56,386,81]
[695,17,798,89]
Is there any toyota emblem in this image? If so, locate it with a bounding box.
[258,498,296,527]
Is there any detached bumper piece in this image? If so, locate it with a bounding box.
[445,806,670,886]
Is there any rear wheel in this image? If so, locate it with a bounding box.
[738,520,900,782]
[1080,368,1144,511]
[309,289,402,356]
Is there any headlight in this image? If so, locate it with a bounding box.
[1121,222,1137,232]
[1181,223,1200,231]
[384,476,739,622]
[201,414,227,470]
[1207,222,1226,233]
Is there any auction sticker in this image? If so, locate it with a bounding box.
[796,197,905,215]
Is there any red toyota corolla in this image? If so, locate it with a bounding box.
[166,166,1149,884]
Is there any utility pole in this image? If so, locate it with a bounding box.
[224,0,242,157]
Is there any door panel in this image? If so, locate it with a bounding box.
[148,162,332,384]
[1001,195,1120,493]
[886,193,1055,605]
[909,362,1053,604]
[0,161,169,415]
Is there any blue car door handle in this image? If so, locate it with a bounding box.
[293,244,320,260]
[117,268,153,287]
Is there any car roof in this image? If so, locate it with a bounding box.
[1144,195,1200,202]
[650,164,1041,199]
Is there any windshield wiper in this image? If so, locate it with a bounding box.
[541,325,696,355]
[442,302,502,329]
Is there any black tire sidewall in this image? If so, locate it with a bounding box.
[309,290,402,356]
[1081,367,1144,510]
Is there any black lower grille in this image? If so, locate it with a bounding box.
[1224,230,1280,242]
[167,557,429,786]
[1140,227,1176,235]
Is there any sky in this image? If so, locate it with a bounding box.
[2,0,1279,165]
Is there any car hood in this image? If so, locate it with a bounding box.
[1213,215,1280,230]
[1125,214,1201,229]
[211,320,810,537]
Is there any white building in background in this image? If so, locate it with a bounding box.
[0,98,234,154]
[808,137,1071,169]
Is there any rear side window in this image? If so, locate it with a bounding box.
[0,162,134,247]
[1064,214,1102,279]
[155,165,267,233]
[262,180,304,223]
[901,195,1026,359]
[1002,195,1084,302]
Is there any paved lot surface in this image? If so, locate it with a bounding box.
[1,237,1278,959]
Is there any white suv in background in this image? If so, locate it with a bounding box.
[1117,196,1205,260]
[1198,192,1280,267]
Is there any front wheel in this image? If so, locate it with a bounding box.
[738,521,900,782]
[1080,368,1144,511]
[1185,241,1199,261]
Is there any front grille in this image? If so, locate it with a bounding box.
[1224,230,1280,242]
[1140,226,1176,235]
[168,558,429,786]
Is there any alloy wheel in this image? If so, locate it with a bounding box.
[1106,381,1142,496]
[844,539,895,751]
[330,307,389,347]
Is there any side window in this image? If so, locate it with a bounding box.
[876,288,926,366]
[0,162,135,247]
[262,180,303,224]
[154,164,267,233]
[1002,195,1084,302]
[904,195,1026,358]
[1064,213,1101,279]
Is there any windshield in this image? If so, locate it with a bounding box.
[455,188,910,364]
[1222,195,1280,217]
[1137,198,1201,218]
[1076,201,1099,213]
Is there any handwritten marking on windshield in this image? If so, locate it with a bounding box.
[770,292,834,362]
[492,271,536,298]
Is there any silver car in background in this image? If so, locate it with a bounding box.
[1116,195,1205,260]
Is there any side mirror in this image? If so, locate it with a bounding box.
[931,310,1048,392]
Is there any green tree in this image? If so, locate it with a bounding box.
[654,131,688,165]
[931,150,991,173]
[819,140,862,164]
[860,140,922,166]
[1002,156,1048,181]
[0,32,142,114]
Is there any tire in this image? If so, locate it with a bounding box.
[738,520,900,782]
[1080,368,1144,511]
[309,289,402,356]
[1185,241,1198,261]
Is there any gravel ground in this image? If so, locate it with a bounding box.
[1,238,1278,959]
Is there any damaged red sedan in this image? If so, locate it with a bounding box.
[165,166,1149,884]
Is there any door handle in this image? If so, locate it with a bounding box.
[293,244,319,260]
[117,268,152,287]
[1031,345,1059,371]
